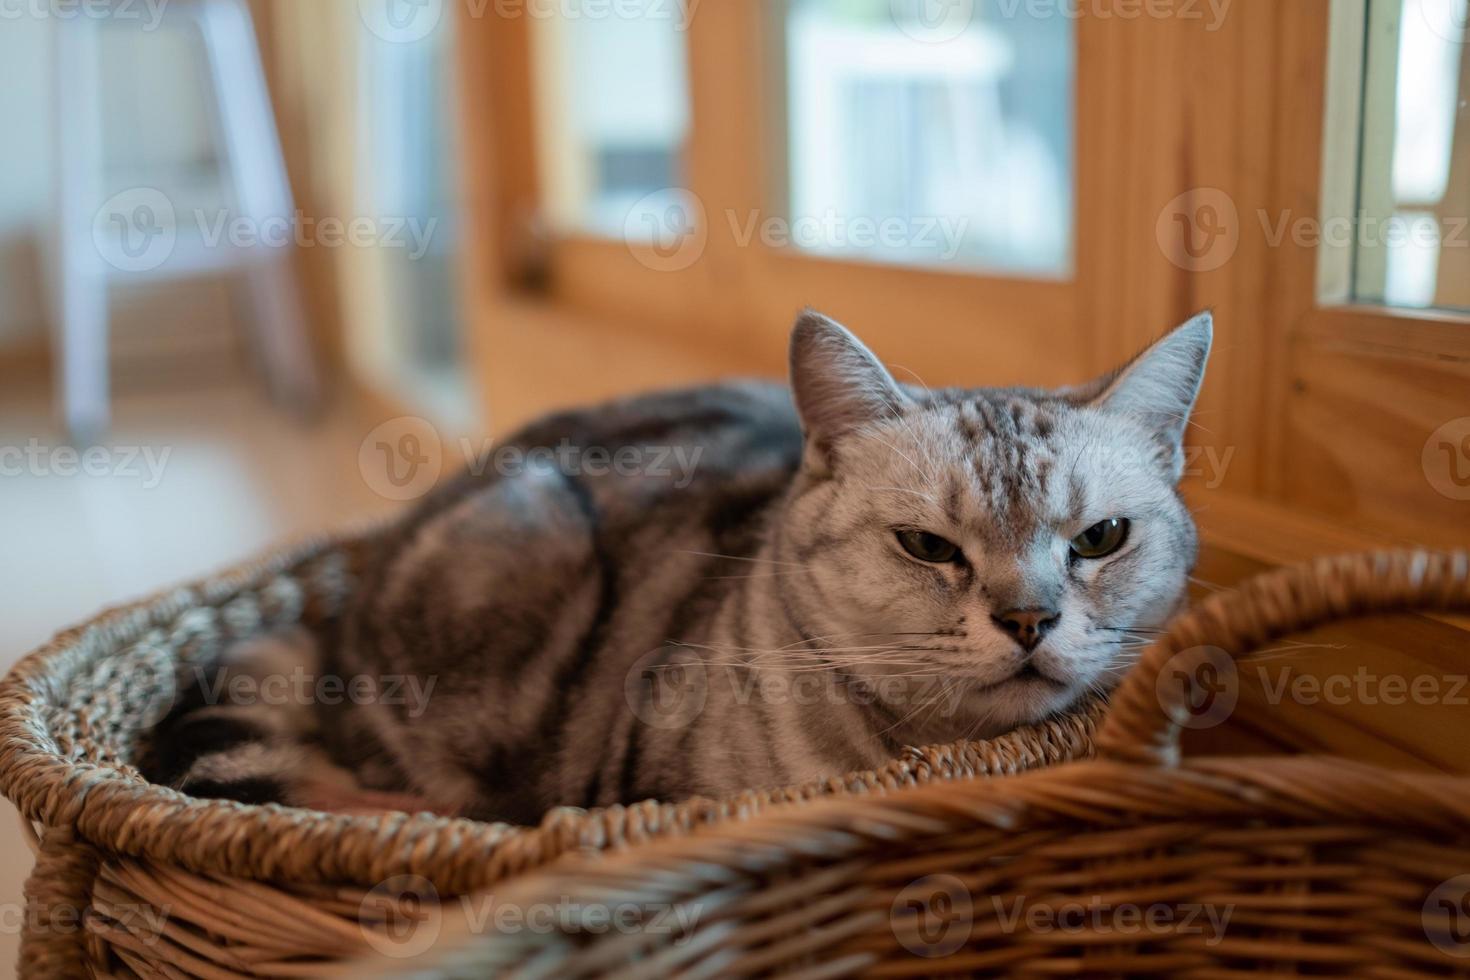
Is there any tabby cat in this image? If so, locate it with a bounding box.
[148,310,1212,822]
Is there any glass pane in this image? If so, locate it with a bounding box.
[779,0,1073,276]
[533,1,691,241]
[1355,0,1470,309]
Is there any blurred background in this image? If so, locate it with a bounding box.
[0,0,1468,972]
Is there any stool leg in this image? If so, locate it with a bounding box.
[196,0,320,415]
[52,16,110,441]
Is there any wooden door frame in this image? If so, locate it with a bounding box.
[454,0,1470,547]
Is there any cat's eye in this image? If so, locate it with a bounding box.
[896,530,961,564]
[1070,519,1130,559]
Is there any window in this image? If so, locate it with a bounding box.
[1346,0,1470,309]
[776,0,1073,276]
[531,0,692,243]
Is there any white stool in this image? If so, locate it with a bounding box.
[51,0,318,439]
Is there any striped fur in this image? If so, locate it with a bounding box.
[146,311,1212,820]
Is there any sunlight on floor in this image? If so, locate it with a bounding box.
[0,376,410,977]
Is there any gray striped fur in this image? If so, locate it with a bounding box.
[149,310,1212,820]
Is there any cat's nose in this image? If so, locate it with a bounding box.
[991,608,1060,652]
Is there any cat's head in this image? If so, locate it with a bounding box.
[781,309,1212,735]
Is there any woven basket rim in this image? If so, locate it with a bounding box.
[0,527,1104,897]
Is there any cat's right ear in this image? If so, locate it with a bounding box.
[790,309,910,475]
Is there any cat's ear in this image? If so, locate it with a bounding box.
[1082,311,1213,479]
[790,309,910,473]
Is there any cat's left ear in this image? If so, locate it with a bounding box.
[790,309,911,475]
[1083,311,1213,480]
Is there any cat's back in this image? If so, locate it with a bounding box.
[344,379,804,670]
[328,380,805,816]
[392,379,804,542]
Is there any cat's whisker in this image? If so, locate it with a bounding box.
[704,569,815,580]
[674,550,808,568]
[863,485,939,504]
[872,436,935,485]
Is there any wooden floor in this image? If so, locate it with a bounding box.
[0,374,406,979]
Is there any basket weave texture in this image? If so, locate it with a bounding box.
[0,532,1103,978]
[346,548,1470,978]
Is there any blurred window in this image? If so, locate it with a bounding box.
[533,0,692,242]
[778,0,1074,276]
[1354,0,1470,309]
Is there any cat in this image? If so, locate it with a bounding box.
[146,309,1212,822]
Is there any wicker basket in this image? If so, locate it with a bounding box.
[0,532,1104,979]
[338,548,1470,978]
